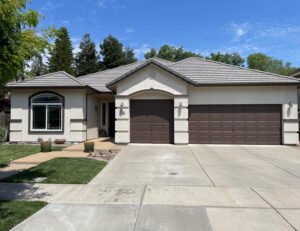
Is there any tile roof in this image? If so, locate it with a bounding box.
[168,57,299,85]
[8,57,299,92]
[7,71,84,88]
[78,57,174,92]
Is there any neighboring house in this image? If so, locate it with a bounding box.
[290,69,300,140]
[290,69,300,104]
[7,57,300,145]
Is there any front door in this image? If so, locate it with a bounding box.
[108,102,115,137]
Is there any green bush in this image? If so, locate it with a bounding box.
[40,141,52,152]
[0,127,6,142]
[84,142,95,153]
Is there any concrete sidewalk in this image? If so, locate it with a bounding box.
[7,184,300,231]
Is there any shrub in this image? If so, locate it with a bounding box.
[41,141,52,152]
[84,142,95,153]
[0,127,6,142]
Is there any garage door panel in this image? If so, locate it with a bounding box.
[189,105,281,145]
[130,100,173,144]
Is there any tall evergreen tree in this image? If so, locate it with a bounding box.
[75,33,98,76]
[29,55,48,77]
[48,27,74,74]
[144,48,157,59]
[123,47,137,64]
[100,35,124,69]
[99,35,137,69]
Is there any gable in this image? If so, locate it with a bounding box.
[116,64,188,96]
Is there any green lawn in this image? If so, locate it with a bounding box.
[0,200,47,231]
[1,157,107,184]
[0,145,64,168]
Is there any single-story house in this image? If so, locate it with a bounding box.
[7,57,300,145]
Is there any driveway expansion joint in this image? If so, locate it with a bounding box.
[250,187,298,231]
[238,146,300,179]
[188,146,216,187]
[133,184,147,231]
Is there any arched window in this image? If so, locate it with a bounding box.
[30,93,63,131]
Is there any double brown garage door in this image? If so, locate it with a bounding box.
[130,100,174,143]
[189,105,282,145]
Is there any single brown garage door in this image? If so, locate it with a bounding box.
[189,105,281,145]
[130,100,174,143]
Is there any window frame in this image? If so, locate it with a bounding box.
[29,92,64,133]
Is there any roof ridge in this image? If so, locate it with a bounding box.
[78,60,146,79]
[60,71,85,85]
[170,56,300,82]
[149,57,174,65]
[106,59,197,88]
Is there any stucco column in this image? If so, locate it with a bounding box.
[174,95,189,144]
[115,96,130,143]
[282,103,299,144]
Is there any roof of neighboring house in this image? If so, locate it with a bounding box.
[290,69,300,78]
[7,71,85,88]
[7,57,299,92]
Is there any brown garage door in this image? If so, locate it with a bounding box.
[189,105,281,145]
[130,100,173,143]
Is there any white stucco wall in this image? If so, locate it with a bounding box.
[10,88,87,142]
[86,94,100,140]
[115,65,189,144]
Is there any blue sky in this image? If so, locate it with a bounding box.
[30,0,300,66]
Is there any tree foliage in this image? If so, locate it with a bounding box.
[145,45,201,62]
[99,35,137,70]
[0,0,51,86]
[28,55,47,77]
[75,33,98,77]
[247,53,296,75]
[144,48,157,59]
[207,52,245,66]
[48,27,74,74]
[123,47,137,65]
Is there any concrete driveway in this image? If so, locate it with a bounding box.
[12,145,300,231]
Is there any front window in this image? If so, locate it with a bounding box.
[31,93,63,132]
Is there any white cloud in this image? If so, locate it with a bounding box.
[229,23,251,41]
[255,25,300,38]
[133,44,151,59]
[40,2,64,12]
